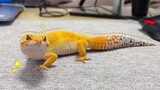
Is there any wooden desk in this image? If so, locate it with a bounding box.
[18,8,103,20]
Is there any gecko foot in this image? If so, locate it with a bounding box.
[25,56,31,60]
[35,65,48,71]
[75,57,91,64]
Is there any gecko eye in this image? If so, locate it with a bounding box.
[43,36,47,42]
[26,35,31,40]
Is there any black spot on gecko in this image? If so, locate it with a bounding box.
[143,42,145,45]
[130,40,132,43]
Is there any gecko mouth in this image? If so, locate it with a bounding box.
[21,43,48,54]
[23,43,47,48]
[25,43,33,47]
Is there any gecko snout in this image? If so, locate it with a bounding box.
[36,40,42,45]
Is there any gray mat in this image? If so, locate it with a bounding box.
[0,19,160,90]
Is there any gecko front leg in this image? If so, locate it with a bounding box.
[75,39,91,63]
[36,52,58,71]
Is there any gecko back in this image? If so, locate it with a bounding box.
[88,36,155,50]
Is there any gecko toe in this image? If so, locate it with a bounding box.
[35,65,48,71]
[86,58,91,61]
[75,57,91,64]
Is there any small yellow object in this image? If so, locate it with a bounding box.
[12,69,17,73]
[14,61,20,68]
[39,22,45,29]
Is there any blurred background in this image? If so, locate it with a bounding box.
[22,0,160,9]
[1,0,160,22]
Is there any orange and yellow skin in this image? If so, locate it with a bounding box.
[20,31,153,70]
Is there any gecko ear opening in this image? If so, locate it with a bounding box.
[26,35,31,40]
[43,36,47,42]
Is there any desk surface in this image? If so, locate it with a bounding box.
[18,8,103,20]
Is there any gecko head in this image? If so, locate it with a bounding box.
[20,34,49,48]
[20,34,49,60]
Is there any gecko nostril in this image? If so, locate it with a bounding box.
[26,44,28,46]
[36,40,42,45]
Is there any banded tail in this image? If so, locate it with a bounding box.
[88,36,155,50]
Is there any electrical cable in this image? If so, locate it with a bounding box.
[74,6,139,20]
[94,0,98,6]
[39,0,140,20]
[39,0,69,17]
[73,5,126,19]
[40,7,69,17]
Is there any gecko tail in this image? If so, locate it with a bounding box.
[89,36,155,50]
[118,36,155,47]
